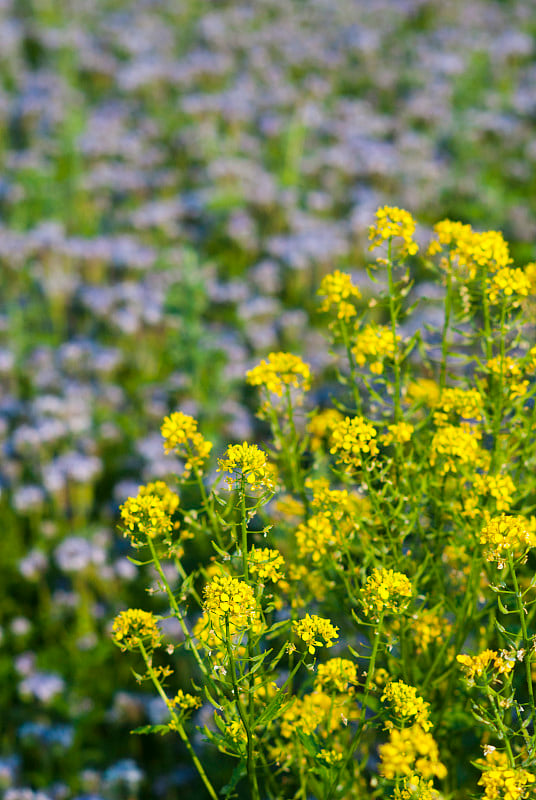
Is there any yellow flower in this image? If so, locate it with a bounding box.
[383,421,414,446]
[217,442,274,492]
[307,408,344,452]
[477,749,535,800]
[353,323,400,374]
[168,690,202,713]
[394,775,441,800]
[457,649,516,682]
[430,423,487,475]
[329,415,378,470]
[404,378,441,407]
[488,267,531,306]
[479,514,535,567]
[368,206,419,257]
[248,547,285,583]
[473,473,516,513]
[112,609,161,651]
[382,680,432,730]
[428,220,512,279]
[120,491,176,547]
[203,574,257,633]
[362,568,413,618]
[246,352,311,398]
[295,513,340,562]
[317,270,361,321]
[293,614,339,655]
[379,724,447,780]
[161,412,212,476]
[315,658,359,693]
[433,387,483,425]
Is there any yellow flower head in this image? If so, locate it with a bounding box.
[329,415,378,470]
[382,680,432,730]
[317,270,361,321]
[217,442,274,493]
[307,408,344,452]
[428,220,512,279]
[404,378,441,408]
[473,473,516,514]
[247,547,285,583]
[315,657,359,693]
[479,514,535,567]
[168,690,202,713]
[433,387,483,425]
[383,421,414,446]
[112,608,161,651]
[488,267,531,306]
[379,724,447,781]
[369,206,419,257]
[295,512,340,562]
[203,574,257,632]
[353,323,400,374]
[246,352,311,399]
[394,775,441,800]
[120,490,176,547]
[161,412,212,476]
[477,749,535,800]
[430,423,487,475]
[457,649,515,682]
[362,568,413,618]
[293,613,339,655]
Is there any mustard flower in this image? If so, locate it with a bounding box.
[486,356,529,400]
[217,441,274,492]
[247,546,285,583]
[404,378,441,407]
[488,266,531,306]
[433,387,483,425]
[293,613,339,655]
[353,323,400,374]
[317,270,361,321]
[472,473,516,513]
[368,205,419,257]
[479,514,535,567]
[362,567,413,618]
[203,574,257,632]
[379,725,447,780]
[329,415,378,470]
[382,680,432,730]
[430,423,487,475]
[394,775,441,800]
[315,658,359,693]
[167,690,202,713]
[428,220,511,278]
[161,412,212,476]
[477,749,535,800]
[295,512,340,562]
[457,649,515,682]
[280,689,353,739]
[383,421,414,446]
[120,491,175,547]
[307,408,344,452]
[246,352,311,398]
[410,608,452,653]
[112,608,162,651]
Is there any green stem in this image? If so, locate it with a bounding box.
[325,613,384,800]
[340,319,362,414]
[139,642,218,800]
[508,553,535,724]
[439,267,453,393]
[386,240,401,422]
[485,684,515,767]
[147,538,209,679]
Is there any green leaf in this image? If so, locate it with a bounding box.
[131,724,170,736]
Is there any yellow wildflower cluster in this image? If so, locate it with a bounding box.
[246,352,311,398]
[430,424,487,475]
[120,489,177,547]
[203,575,257,632]
[362,568,413,618]
[411,609,451,653]
[329,415,378,470]
[161,412,212,476]
[472,473,516,513]
[428,220,512,279]
[217,442,274,493]
[488,267,532,306]
[307,477,368,523]
[317,748,344,766]
[433,387,483,425]
[479,515,535,567]
[167,690,202,712]
[394,775,441,800]
[307,408,344,452]
[112,609,161,651]
[457,649,516,681]
[295,513,341,562]
[317,270,361,321]
[486,357,529,400]
[247,547,285,583]
[293,614,339,655]
[368,205,419,257]
[315,657,359,693]
[477,750,535,800]
[353,323,400,375]
[279,689,354,740]
[382,680,432,730]
[383,421,414,446]
[404,378,441,408]
[379,724,447,781]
